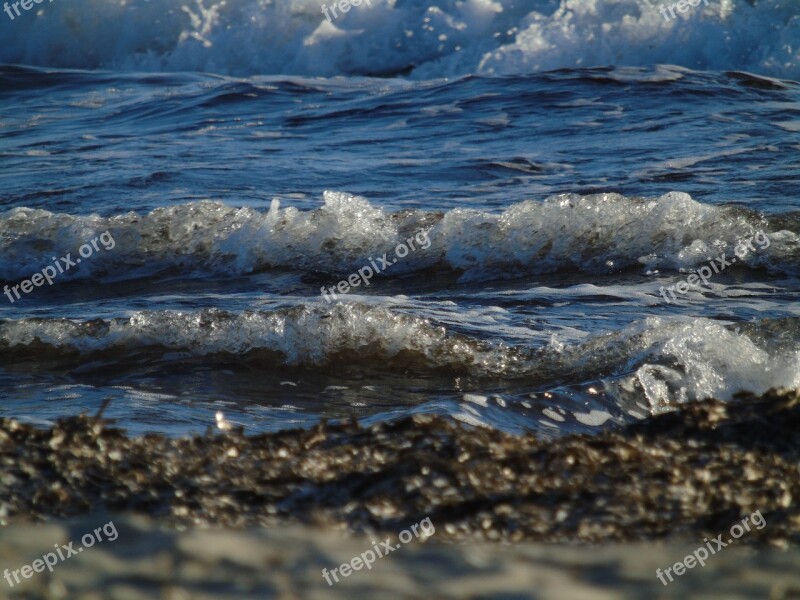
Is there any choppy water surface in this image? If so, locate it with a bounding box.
[0,0,798,437]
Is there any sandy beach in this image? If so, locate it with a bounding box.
[2,516,800,599]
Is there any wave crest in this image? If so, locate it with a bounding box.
[0,191,796,283]
[0,0,796,80]
[2,306,799,410]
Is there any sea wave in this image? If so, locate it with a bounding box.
[0,191,797,283]
[2,306,799,410]
[0,0,796,79]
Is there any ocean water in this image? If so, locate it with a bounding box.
[0,0,798,437]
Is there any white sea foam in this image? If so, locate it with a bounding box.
[0,191,796,282]
[1,305,798,412]
[0,0,796,80]
[604,316,800,409]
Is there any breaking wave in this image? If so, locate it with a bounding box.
[2,305,799,410]
[0,0,797,80]
[0,191,798,283]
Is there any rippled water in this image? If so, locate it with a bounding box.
[1,0,799,437]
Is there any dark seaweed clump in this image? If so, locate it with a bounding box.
[1,388,799,545]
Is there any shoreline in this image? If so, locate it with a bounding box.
[1,388,799,545]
